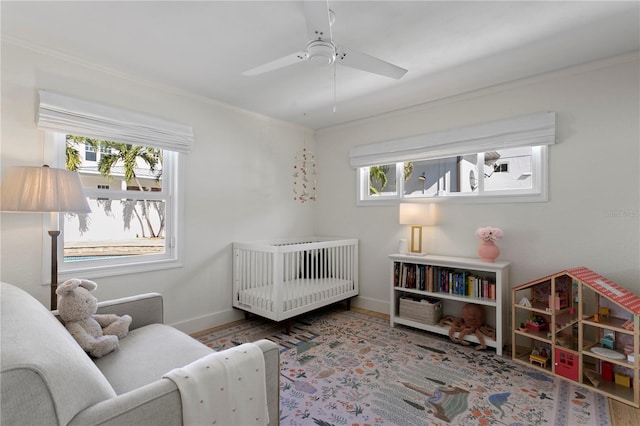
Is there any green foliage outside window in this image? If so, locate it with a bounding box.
[65,135,164,238]
[369,162,413,195]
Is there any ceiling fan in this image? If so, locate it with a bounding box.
[242,0,408,79]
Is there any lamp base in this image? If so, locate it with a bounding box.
[409,225,423,254]
[49,230,60,310]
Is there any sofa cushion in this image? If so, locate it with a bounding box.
[1,282,117,426]
[94,323,214,394]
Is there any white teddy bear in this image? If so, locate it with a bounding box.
[56,278,132,358]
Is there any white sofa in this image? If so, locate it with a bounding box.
[0,282,280,425]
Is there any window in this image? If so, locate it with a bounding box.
[37,90,193,280]
[99,145,113,156]
[484,147,532,192]
[493,163,509,173]
[405,156,466,197]
[351,112,555,204]
[361,162,399,201]
[63,135,170,264]
[45,132,181,280]
[84,142,96,161]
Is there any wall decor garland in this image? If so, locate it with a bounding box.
[292,148,317,203]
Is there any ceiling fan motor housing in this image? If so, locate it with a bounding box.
[306,40,336,66]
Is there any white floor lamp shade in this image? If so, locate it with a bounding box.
[1,165,91,309]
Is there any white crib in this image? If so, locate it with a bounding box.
[233,237,358,323]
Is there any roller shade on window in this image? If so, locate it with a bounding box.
[37,90,194,153]
[349,111,555,168]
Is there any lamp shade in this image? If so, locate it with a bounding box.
[1,166,91,213]
[399,203,436,226]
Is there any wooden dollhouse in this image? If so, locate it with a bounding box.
[512,267,640,407]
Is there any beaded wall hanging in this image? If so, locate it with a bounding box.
[292,148,317,203]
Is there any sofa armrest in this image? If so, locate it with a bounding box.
[96,293,163,330]
[254,339,280,425]
[69,338,281,426]
[68,379,182,426]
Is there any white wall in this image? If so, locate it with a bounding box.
[2,40,638,331]
[0,41,316,332]
[314,54,640,314]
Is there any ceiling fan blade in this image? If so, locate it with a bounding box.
[337,45,408,79]
[241,51,307,76]
[303,0,332,41]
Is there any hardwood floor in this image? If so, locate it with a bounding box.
[609,399,640,425]
[194,306,640,424]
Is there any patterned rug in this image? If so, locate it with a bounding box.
[195,307,611,426]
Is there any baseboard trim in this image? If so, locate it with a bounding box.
[171,308,244,335]
[351,296,389,316]
[173,296,390,335]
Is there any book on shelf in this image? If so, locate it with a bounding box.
[393,261,496,300]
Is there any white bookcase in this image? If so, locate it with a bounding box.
[390,254,510,356]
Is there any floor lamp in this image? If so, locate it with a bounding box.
[1,165,91,310]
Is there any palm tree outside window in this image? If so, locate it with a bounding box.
[64,135,168,261]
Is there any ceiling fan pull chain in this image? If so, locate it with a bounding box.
[333,61,337,113]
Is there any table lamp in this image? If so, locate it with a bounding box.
[399,203,437,254]
[1,165,91,309]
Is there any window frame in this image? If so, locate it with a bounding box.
[360,162,403,202]
[352,112,554,206]
[43,132,185,282]
[356,145,548,205]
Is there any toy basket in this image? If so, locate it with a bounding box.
[399,297,442,325]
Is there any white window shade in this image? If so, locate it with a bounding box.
[349,111,555,168]
[37,90,194,153]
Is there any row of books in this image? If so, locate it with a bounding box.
[393,262,497,300]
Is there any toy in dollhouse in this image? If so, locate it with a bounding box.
[615,372,632,387]
[529,346,550,368]
[625,342,635,363]
[525,315,548,332]
[600,330,615,350]
[599,362,633,388]
[549,291,568,310]
[601,361,614,381]
[518,297,532,307]
[621,315,637,331]
[620,317,637,362]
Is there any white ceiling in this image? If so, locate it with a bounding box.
[2,1,639,130]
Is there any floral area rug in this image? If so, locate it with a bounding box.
[195,307,610,426]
